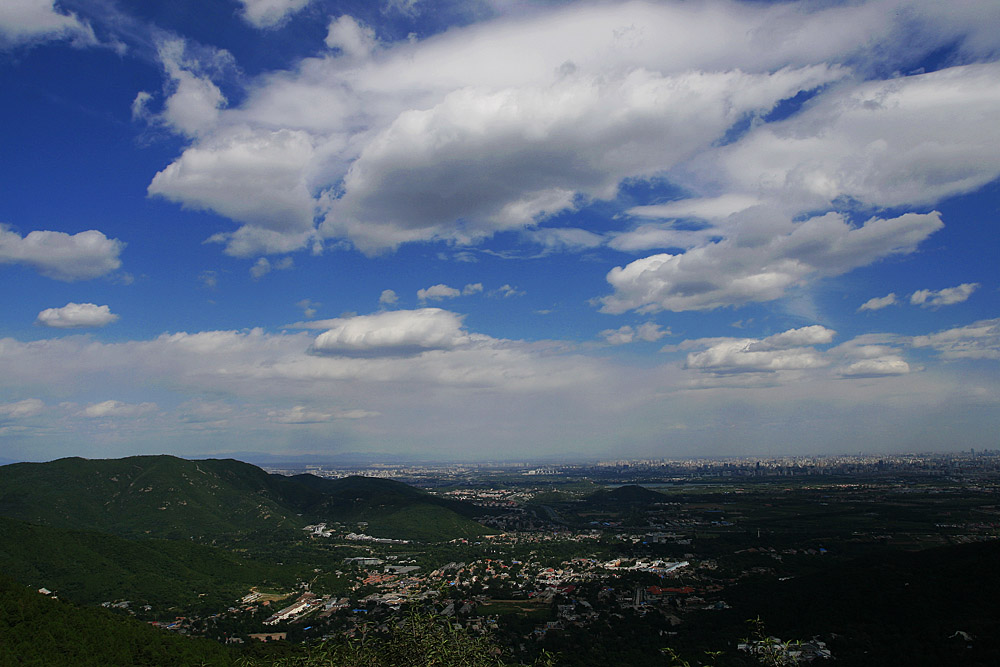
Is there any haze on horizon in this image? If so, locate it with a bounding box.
[1,0,998,463]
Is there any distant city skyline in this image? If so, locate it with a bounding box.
[1,0,998,462]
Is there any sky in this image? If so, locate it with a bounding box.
[1,0,999,463]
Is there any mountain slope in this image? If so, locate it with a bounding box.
[0,455,486,542]
[0,574,235,666]
[0,455,303,539]
[0,516,292,610]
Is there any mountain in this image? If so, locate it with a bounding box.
[0,455,302,539]
[0,455,486,542]
[585,484,668,506]
[0,516,291,610]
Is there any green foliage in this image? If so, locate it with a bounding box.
[0,575,235,666]
[0,456,303,539]
[0,456,489,543]
[237,613,554,667]
[0,516,296,611]
[363,503,489,542]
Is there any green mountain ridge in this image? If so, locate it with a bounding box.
[0,455,487,542]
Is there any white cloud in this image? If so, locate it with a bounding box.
[267,405,378,424]
[704,63,1000,215]
[680,325,837,375]
[753,325,836,350]
[36,303,118,329]
[325,16,378,59]
[80,400,158,418]
[912,318,1000,360]
[528,228,604,253]
[311,308,479,356]
[297,299,319,318]
[627,194,762,223]
[0,0,96,48]
[0,225,124,281]
[417,284,460,302]
[601,322,669,345]
[148,127,318,256]
[910,283,979,308]
[250,256,293,279]
[840,357,910,378]
[859,293,897,312]
[131,91,153,121]
[155,39,228,138]
[320,65,841,252]
[379,289,399,306]
[413,281,486,301]
[0,398,44,419]
[601,210,943,313]
[145,1,1000,265]
[237,0,312,29]
[493,284,523,298]
[685,340,828,374]
[607,225,715,253]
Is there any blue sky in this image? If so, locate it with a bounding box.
[1,0,999,462]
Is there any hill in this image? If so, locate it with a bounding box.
[585,484,667,506]
[0,455,486,542]
[0,574,235,667]
[0,455,301,539]
[0,516,294,611]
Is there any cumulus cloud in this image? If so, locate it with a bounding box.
[154,39,228,138]
[237,0,312,29]
[36,303,118,329]
[325,15,378,59]
[601,322,669,345]
[321,65,841,252]
[0,398,45,419]
[80,400,157,418]
[148,127,318,256]
[601,210,942,313]
[910,283,979,308]
[840,357,910,377]
[704,63,1000,216]
[310,308,480,356]
[912,318,1000,360]
[142,0,1000,268]
[250,256,293,279]
[417,284,460,302]
[859,293,897,312]
[462,283,483,296]
[379,289,399,306]
[0,225,124,281]
[681,325,837,375]
[0,0,96,49]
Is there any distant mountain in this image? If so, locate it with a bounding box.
[0,454,486,542]
[586,484,668,506]
[199,450,420,467]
